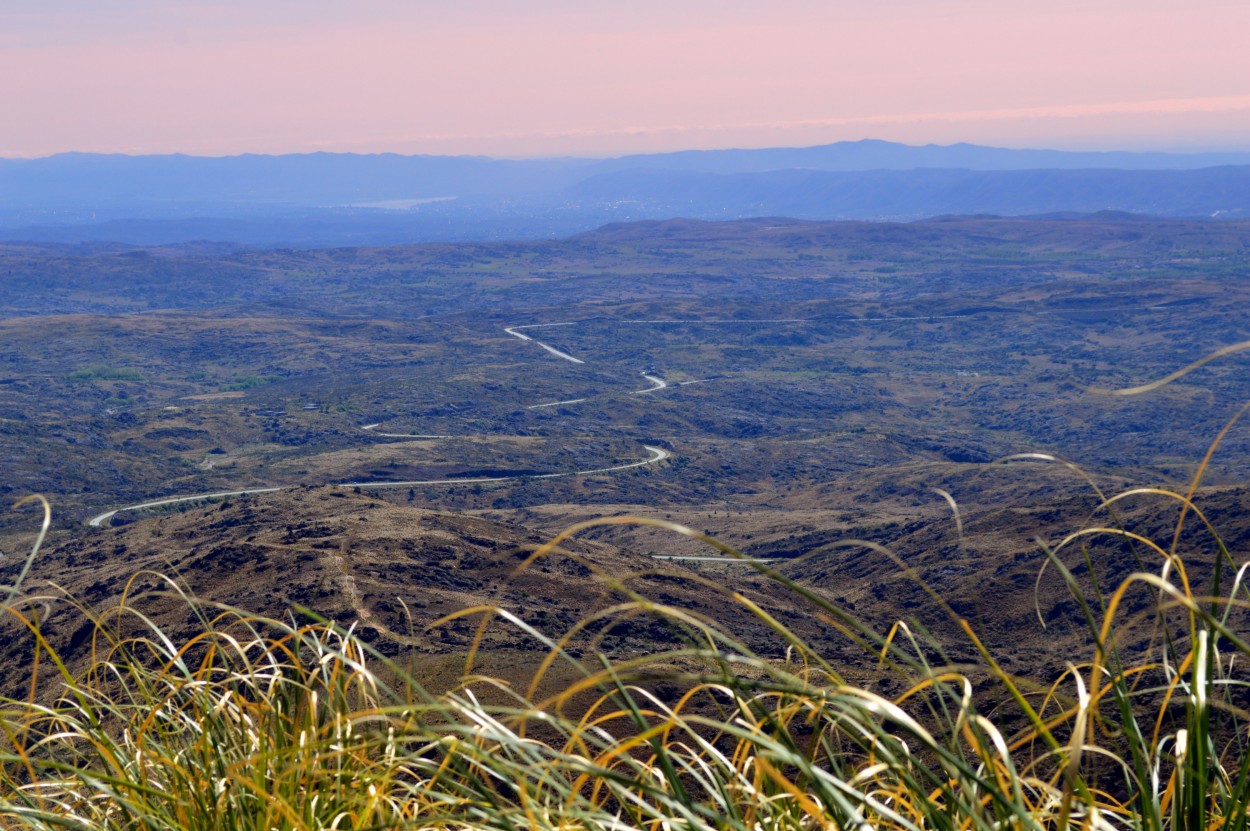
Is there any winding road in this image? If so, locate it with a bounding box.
[86,312,970,528]
[87,320,683,526]
[88,488,285,528]
[87,446,671,528]
[633,373,668,394]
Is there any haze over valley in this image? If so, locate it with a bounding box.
[5,141,1250,246]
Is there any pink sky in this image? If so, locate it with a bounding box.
[3,0,1249,157]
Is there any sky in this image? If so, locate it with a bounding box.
[2,0,1249,158]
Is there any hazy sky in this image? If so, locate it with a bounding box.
[3,0,1249,157]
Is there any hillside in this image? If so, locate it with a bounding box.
[0,487,855,698]
[1,212,1248,698]
[6,462,1248,713]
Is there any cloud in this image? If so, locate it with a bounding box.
[379,94,1250,146]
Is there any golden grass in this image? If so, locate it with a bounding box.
[2,343,1250,829]
[0,486,1243,831]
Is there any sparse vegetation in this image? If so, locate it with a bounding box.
[0,441,1248,829]
[4,216,1250,542]
[2,216,1250,828]
[63,365,145,382]
[220,374,282,392]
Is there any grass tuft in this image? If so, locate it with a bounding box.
[0,499,1244,830]
[7,363,1250,828]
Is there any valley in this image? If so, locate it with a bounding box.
[1,214,1249,686]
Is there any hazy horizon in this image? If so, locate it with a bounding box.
[3,1,1249,159]
[5,135,1250,164]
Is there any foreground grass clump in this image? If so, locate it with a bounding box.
[1,476,1249,830]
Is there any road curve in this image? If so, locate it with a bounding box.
[86,447,671,527]
[88,313,974,529]
[345,445,670,489]
[88,487,285,528]
[632,373,668,394]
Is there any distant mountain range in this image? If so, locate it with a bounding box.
[2,140,1248,246]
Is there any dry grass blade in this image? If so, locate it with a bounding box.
[3,414,1250,831]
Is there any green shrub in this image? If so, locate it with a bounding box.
[220,375,282,392]
[64,365,145,382]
